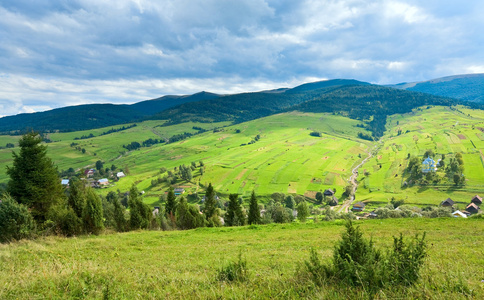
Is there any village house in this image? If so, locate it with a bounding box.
[174,188,185,196]
[116,171,126,178]
[440,198,455,207]
[471,195,482,205]
[465,203,480,215]
[84,168,95,178]
[323,189,335,197]
[97,178,109,187]
[351,202,366,212]
[61,179,70,186]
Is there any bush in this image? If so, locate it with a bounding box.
[304,221,427,294]
[217,253,248,282]
[0,194,35,243]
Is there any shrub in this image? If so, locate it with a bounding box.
[217,253,248,282]
[0,194,35,243]
[304,221,427,294]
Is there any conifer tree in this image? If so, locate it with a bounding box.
[128,185,150,230]
[225,193,245,226]
[67,178,85,219]
[113,195,127,232]
[83,188,104,234]
[204,183,216,220]
[6,132,64,224]
[175,196,191,229]
[248,190,261,225]
[165,187,177,217]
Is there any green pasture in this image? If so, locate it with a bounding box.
[357,106,484,206]
[0,218,482,299]
[98,112,372,205]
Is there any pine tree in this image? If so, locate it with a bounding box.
[175,196,191,229]
[83,188,104,234]
[204,183,216,220]
[165,187,177,217]
[113,196,127,232]
[225,193,245,226]
[67,178,85,219]
[248,190,261,225]
[6,132,64,224]
[128,185,150,230]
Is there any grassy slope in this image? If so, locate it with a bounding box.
[356,106,484,208]
[0,218,482,299]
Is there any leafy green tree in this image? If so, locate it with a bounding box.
[165,187,177,217]
[248,191,260,225]
[83,188,104,234]
[423,149,435,158]
[225,193,245,226]
[297,201,309,223]
[0,194,35,243]
[204,183,217,220]
[6,132,64,224]
[95,160,104,171]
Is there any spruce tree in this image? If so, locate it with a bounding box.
[225,193,245,226]
[248,190,261,225]
[67,178,85,219]
[83,188,104,234]
[175,196,192,229]
[204,183,216,220]
[128,185,150,230]
[165,187,177,217]
[6,132,64,224]
[113,196,127,232]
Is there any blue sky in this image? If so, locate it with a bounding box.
[1,0,484,117]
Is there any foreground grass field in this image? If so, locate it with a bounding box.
[0,218,482,299]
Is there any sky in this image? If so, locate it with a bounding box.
[1,0,484,117]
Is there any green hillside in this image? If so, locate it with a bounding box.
[0,218,481,298]
[356,106,484,207]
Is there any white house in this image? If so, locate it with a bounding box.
[117,172,126,178]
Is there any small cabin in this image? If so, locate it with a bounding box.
[323,189,335,197]
[471,195,482,205]
[117,172,126,178]
[61,179,70,186]
[465,203,480,215]
[351,202,366,212]
[84,168,95,177]
[440,198,455,207]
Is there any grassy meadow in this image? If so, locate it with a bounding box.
[1,112,373,208]
[0,218,482,299]
[356,106,484,208]
[1,106,484,210]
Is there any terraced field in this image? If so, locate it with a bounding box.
[356,106,484,208]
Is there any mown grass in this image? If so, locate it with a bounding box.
[0,218,482,299]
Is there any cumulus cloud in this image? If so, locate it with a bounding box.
[0,0,484,116]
